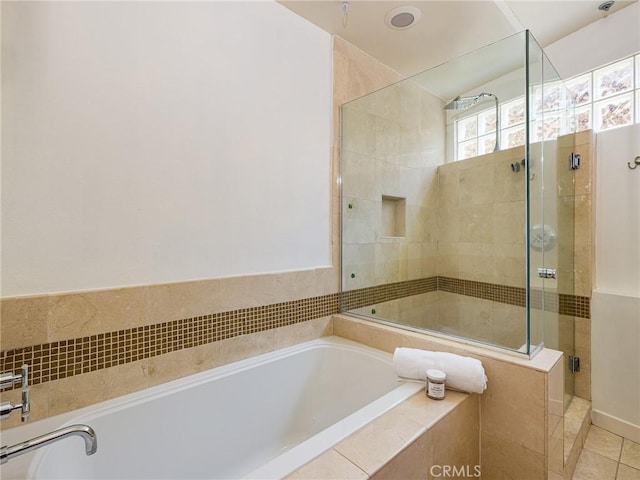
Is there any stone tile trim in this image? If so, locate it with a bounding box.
[1,276,589,389]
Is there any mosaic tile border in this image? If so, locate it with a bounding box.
[1,276,589,389]
[344,276,590,319]
[341,277,438,311]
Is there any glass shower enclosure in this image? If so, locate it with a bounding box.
[340,31,577,400]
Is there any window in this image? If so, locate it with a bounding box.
[454,53,640,161]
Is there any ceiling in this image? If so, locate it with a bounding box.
[279,0,637,78]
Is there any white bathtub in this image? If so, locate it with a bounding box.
[7,336,421,479]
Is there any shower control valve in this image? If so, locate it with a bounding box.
[0,365,30,422]
[537,268,557,279]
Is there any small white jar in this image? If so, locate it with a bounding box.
[426,369,446,400]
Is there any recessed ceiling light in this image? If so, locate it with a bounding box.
[384,6,421,30]
[598,0,615,11]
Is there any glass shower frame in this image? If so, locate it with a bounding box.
[340,31,576,367]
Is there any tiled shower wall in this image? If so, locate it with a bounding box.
[341,77,444,290]
[343,127,593,361]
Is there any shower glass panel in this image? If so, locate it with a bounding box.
[340,30,575,368]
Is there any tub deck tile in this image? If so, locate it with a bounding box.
[334,407,426,476]
[288,449,368,480]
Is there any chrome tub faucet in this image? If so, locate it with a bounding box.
[1,424,98,464]
[1,365,97,465]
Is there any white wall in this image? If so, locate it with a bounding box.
[1,1,332,297]
[595,125,640,297]
[592,124,640,442]
[545,2,640,79]
[591,292,640,442]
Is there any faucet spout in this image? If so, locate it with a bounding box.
[0,424,97,465]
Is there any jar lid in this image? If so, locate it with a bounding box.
[426,369,446,381]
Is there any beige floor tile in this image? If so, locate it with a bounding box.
[584,425,624,461]
[548,471,565,480]
[573,449,618,480]
[617,464,640,480]
[621,439,640,470]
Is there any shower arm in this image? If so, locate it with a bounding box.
[477,93,500,152]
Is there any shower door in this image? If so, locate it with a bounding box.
[526,32,576,408]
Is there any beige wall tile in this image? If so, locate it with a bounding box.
[491,303,526,349]
[1,296,49,350]
[216,330,275,366]
[315,267,340,297]
[548,357,565,475]
[574,148,594,197]
[458,297,494,344]
[426,394,480,480]
[494,157,525,203]
[574,243,593,297]
[334,317,404,354]
[146,279,222,324]
[480,357,547,454]
[575,317,590,356]
[574,315,591,401]
[574,194,593,246]
[371,432,429,480]
[494,200,526,245]
[575,365,592,401]
[481,430,546,480]
[273,316,332,350]
[459,204,493,244]
[459,164,495,206]
[48,287,148,341]
[333,36,402,116]
[48,369,115,416]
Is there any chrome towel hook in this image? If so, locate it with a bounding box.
[629,156,640,170]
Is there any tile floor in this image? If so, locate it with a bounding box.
[573,425,640,479]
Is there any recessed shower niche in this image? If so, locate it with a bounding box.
[381,195,406,238]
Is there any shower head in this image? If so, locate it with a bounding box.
[444,92,497,110]
[445,92,501,152]
[445,95,480,110]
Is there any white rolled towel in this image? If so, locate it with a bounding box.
[393,347,487,394]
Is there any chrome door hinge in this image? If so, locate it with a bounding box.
[569,355,580,373]
[570,153,581,170]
